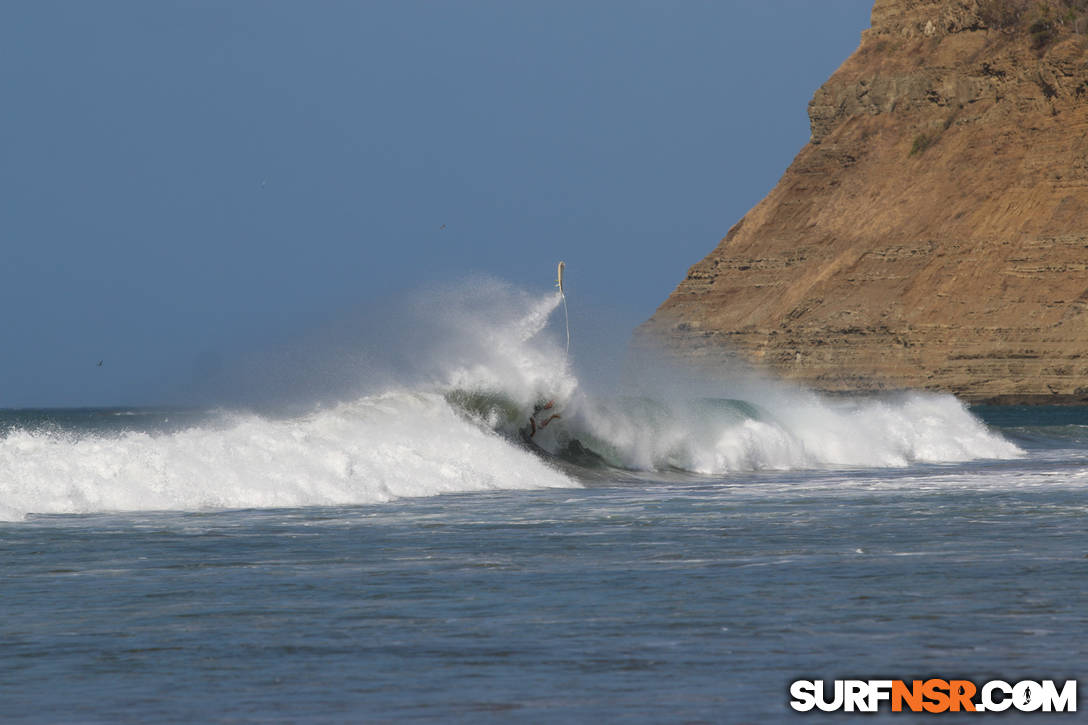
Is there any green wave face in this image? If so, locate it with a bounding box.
[444,389,527,432]
[444,388,773,471]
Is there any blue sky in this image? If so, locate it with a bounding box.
[2,1,873,407]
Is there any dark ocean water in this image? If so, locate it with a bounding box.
[0,403,1085,722]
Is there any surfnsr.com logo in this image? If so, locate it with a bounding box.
[790,679,1077,713]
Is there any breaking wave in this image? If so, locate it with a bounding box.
[448,388,1021,473]
[0,392,575,522]
[0,280,1021,521]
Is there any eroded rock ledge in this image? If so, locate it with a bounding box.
[638,0,1088,403]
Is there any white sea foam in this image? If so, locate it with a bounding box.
[554,389,1021,474]
[0,392,575,522]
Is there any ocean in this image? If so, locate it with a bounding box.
[1,287,1085,723]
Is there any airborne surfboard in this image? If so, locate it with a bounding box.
[557,260,569,353]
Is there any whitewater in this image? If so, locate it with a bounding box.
[0,283,1018,522]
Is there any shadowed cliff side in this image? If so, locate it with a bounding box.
[638,0,1088,404]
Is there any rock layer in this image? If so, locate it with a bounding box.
[639,0,1088,403]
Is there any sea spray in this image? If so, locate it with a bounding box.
[420,280,1021,472]
[433,282,576,409]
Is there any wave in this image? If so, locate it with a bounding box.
[447,388,1022,473]
[0,279,1022,521]
[0,391,576,522]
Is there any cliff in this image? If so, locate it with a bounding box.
[638,0,1088,403]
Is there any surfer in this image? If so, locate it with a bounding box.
[529,399,561,437]
[526,262,568,439]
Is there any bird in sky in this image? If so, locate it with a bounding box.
[97,360,103,367]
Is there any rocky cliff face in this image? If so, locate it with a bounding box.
[639,0,1088,403]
